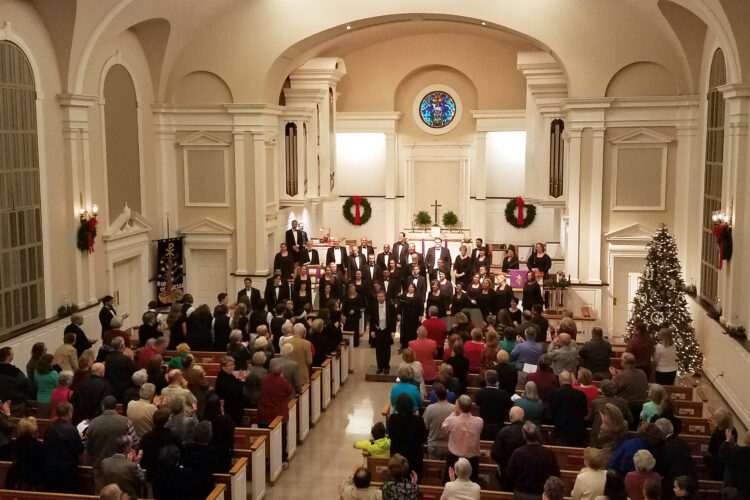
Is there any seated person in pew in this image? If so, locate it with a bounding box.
[99,435,145,499]
[354,422,391,458]
[491,406,526,490]
[381,453,421,500]
[505,422,560,498]
[423,383,455,460]
[441,457,480,500]
[339,466,382,500]
[544,476,566,500]
[570,447,607,500]
[442,395,483,484]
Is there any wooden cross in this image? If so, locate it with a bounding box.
[431,200,442,222]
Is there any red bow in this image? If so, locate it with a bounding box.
[352,196,363,224]
[515,197,525,226]
[713,224,727,270]
[87,217,98,253]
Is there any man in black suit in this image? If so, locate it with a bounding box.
[264,270,290,310]
[380,268,401,304]
[363,254,379,284]
[549,370,589,447]
[359,237,375,261]
[65,313,98,357]
[237,277,261,308]
[285,220,302,261]
[99,295,117,335]
[654,418,697,497]
[325,237,347,267]
[299,240,320,265]
[471,238,489,263]
[43,402,84,493]
[392,232,409,274]
[297,222,309,246]
[377,244,394,271]
[369,291,397,374]
[425,237,452,279]
[407,264,428,301]
[405,244,426,279]
[70,362,113,424]
[105,337,136,403]
[347,245,366,278]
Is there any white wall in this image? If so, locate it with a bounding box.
[486,131,526,197]
[335,133,386,196]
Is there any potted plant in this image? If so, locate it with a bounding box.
[442,211,459,229]
[414,211,432,228]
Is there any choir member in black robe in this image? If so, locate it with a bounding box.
[522,270,544,311]
[426,281,448,319]
[501,246,520,273]
[494,275,515,312]
[526,242,552,279]
[273,243,295,281]
[451,283,472,314]
[453,245,473,290]
[398,284,423,350]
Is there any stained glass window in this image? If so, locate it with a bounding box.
[419,91,457,128]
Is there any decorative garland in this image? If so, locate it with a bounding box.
[342,196,372,226]
[712,224,732,270]
[76,217,98,252]
[505,196,536,228]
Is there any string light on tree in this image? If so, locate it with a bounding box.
[625,225,703,374]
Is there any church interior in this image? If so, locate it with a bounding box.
[2,0,750,498]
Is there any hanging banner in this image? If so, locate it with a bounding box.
[156,237,184,306]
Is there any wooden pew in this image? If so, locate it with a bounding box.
[310,368,322,425]
[339,338,350,384]
[342,331,355,375]
[286,398,298,460]
[298,383,310,441]
[165,350,226,364]
[213,457,247,500]
[0,491,99,500]
[234,417,284,484]
[331,351,341,397]
[232,435,266,500]
[314,358,332,410]
[206,484,228,500]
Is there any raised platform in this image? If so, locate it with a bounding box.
[364,365,398,383]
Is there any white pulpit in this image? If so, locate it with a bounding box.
[405,229,470,256]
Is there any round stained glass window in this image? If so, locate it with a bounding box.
[419,91,457,128]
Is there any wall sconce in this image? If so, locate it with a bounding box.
[320,227,331,243]
[711,210,730,226]
[79,193,98,222]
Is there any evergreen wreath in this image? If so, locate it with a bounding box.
[505,197,536,228]
[342,196,372,225]
[76,218,98,252]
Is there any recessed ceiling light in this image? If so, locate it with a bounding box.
[346,25,352,30]
[481,21,486,26]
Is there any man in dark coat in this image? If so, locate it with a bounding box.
[71,362,114,424]
[298,239,320,266]
[0,347,29,416]
[549,370,588,447]
[237,277,261,308]
[44,402,84,492]
[105,337,137,403]
[285,220,302,261]
[491,406,527,491]
[654,417,697,496]
[65,312,98,357]
[264,271,290,311]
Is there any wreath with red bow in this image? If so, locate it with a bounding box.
[76,216,98,252]
[712,224,733,270]
[505,197,536,228]
[342,196,372,226]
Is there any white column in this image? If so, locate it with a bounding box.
[295,121,305,197]
[385,132,397,237]
[233,131,248,274]
[252,133,270,275]
[673,125,699,274]
[565,128,583,283]
[474,132,487,238]
[719,85,750,326]
[586,127,605,284]
[154,128,178,235]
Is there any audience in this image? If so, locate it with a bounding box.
[491,406,526,490]
[571,368,598,412]
[277,343,302,395]
[719,429,750,499]
[596,403,629,457]
[442,395,483,483]
[578,327,612,380]
[339,466,382,500]
[355,422,391,458]
[181,421,217,499]
[494,349,518,396]
[610,352,649,428]
[126,382,158,438]
[626,323,654,379]
[550,370,588,447]
[258,359,293,461]
[105,337,136,402]
[510,327,543,370]
[672,475,698,500]
[49,370,74,421]
[399,348,426,398]
[514,381,544,427]
[441,457,480,500]
[409,326,438,384]
[640,383,667,425]
[244,351,268,408]
[181,354,209,418]
[390,365,422,413]
[287,322,313,385]
[381,453,420,500]
[570,447,607,500]
[204,392,236,473]
[86,395,138,467]
[165,394,198,446]
[227,330,252,370]
[422,383,455,460]
[99,435,145,498]
[653,418,696,497]
[43,402,84,493]
[526,355,559,416]
[12,417,46,491]
[71,362,113,424]
[474,369,511,440]
[601,469,628,500]
[140,407,180,483]
[161,369,197,409]
[387,393,427,479]
[543,476,565,500]
[546,333,578,375]
[624,449,661,500]
[589,379,633,444]
[52,333,79,372]
[505,422,560,497]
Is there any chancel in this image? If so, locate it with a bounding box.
[1,1,750,499]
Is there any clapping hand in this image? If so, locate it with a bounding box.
[516,335,525,343]
[1,401,10,416]
[726,428,736,443]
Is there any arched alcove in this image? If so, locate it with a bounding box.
[605,61,679,97]
[173,70,233,104]
[103,63,141,222]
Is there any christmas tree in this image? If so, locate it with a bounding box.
[625,225,703,373]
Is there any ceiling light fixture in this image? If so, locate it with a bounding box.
[481,21,486,26]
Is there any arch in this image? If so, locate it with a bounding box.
[172,70,234,104]
[103,63,142,223]
[262,14,563,104]
[128,18,171,97]
[605,61,680,97]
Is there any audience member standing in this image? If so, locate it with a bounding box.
[71,362,113,424]
[287,323,313,385]
[579,327,612,380]
[0,347,30,416]
[474,370,511,440]
[626,323,655,379]
[570,447,607,500]
[441,457,480,500]
[85,395,138,467]
[387,393,428,479]
[550,370,589,447]
[64,312,97,357]
[653,327,678,386]
[422,383,455,460]
[611,353,649,428]
[491,406,526,491]
[43,402,84,493]
[53,333,79,373]
[442,395,483,483]
[99,435,145,498]
[104,337,136,402]
[409,326,437,384]
[215,356,246,426]
[505,422,560,498]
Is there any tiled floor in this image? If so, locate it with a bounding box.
[263,340,396,499]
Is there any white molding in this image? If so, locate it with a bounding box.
[180,133,231,207]
[471,109,527,132]
[180,217,235,235]
[101,205,153,242]
[604,223,656,245]
[412,85,463,136]
[610,129,671,211]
